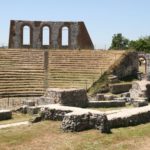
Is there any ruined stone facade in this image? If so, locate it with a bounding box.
[9,20,94,49]
[138,53,150,80]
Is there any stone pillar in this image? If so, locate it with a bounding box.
[146,57,150,81]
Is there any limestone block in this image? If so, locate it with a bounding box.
[45,88,88,107]
[23,100,35,106]
[133,100,148,107]
[130,80,150,100]
[96,94,105,101]
[0,110,12,120]
[109,83,132,94]
[88,100,126,108]
[107,105,150,129]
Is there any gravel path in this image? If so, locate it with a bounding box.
[0,121,29,129]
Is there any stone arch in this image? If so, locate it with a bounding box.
[41,25,51,48]
[138,54,147,74]
[21,24,33,48]
[59,25,70,49]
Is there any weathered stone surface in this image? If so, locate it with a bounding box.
[23,100,35,106]
[27,107,41,115]
[109,52,138,79]
[108,75,119,83]
[104,94,117,100]
[0,110,12,121]
[109,83,132,94]
[96,94,105,101]
[45,88,88,108]
[25,104,110,133]
[9,20,94,50]
[133,100,148,107]
[107,105,150,129]
[29,114,42,123]
[61,111,110,133]
[130,80,150,100]
[88,100,126,108]
[121,92,130,98]
[36,96,54,105]
[96,94,117,101]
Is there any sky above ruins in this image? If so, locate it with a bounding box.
[0,0,150,49]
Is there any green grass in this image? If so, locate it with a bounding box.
[0,121,150,150]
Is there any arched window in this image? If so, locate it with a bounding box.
[42,26,50,46]
[139,56,147,74]
[62,27,69,46]
[23,25,30,45]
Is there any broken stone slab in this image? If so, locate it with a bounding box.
[17,105,41,115]
[23,100,35,107]
[36,96,54,105]
[96,94,117,101]
[96,94,105,101]
[29,114,42,123]
[0,110,12,121]
[107,105,150,129]
[88,100,126,108]
[27,107,41,115]
[130,80,150,100]
[133,100,148,107]
[109,83,132,94]
[61,110,110,133]
[44,88,88,108]
[121,92,130,98]
[108,75,119,83]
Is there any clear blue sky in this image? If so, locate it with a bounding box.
[1,0,150,49]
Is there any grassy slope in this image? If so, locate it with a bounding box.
[0,121,150,150]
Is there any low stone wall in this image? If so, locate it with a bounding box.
[109,83,132,94]
[45,88,88,108]
[107,105,150,128]
[88,100,126,108]
[0,110,12,121]
[24,104,110,133]
[109,52,138,79]
[62,112,110,133]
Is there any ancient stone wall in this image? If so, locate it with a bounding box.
[9,20,94,50]
[110,52,138,79]
[138,53,150,80]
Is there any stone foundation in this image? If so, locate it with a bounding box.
[23,104,110,133]
[107,105,150,129]
[0,110,12,121]
[109,83,132,94]
[130,80,150,100]
[88,100,126,108]
[45,88,88,108]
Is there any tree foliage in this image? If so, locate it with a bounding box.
[129,36,150,53]
[110,33,150,53]
[109,33,129,50]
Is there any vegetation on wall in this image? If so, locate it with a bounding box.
[88,51,137,95]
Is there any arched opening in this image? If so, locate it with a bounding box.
[139,56,147,75]
[42,26,50,46]
[23,25,30,45]
[62,26,69,47]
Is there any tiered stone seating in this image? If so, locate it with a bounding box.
[48,50,124,88]
[0,49,124,97]
[0,49,45,97]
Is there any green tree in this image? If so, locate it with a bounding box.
[129,36,150,52]
[110,33,129,50]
